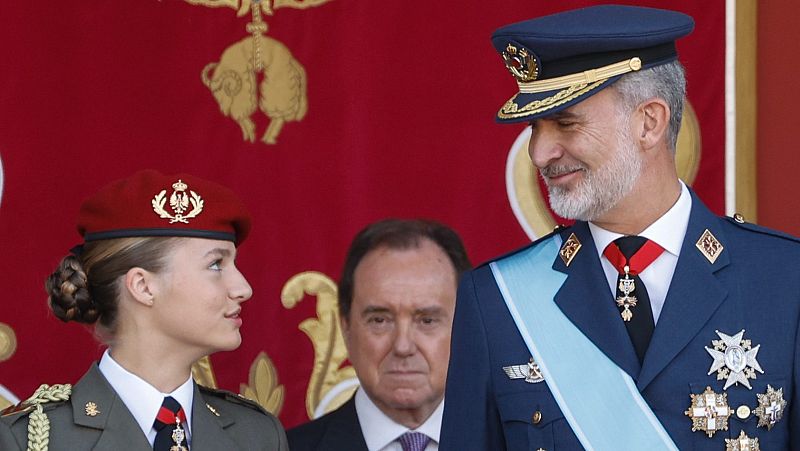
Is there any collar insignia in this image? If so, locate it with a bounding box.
[206,402,221,417]
[705,329,764,390]
[502,357,544,384]
[559,233,582,267]
[725,430,760,451]
[501,43,540,83]
[754,384,786,430]
[696,229,724,264]
[152,179,204,224]
[684,386,730,437]
[84,401,100,417]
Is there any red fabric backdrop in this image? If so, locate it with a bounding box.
[0,0,724,427]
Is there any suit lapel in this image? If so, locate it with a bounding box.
[637,193,730,391]
[191,385,240,451]
[553,222,641,380]
[67,364,152,451]
[317,397,368,451]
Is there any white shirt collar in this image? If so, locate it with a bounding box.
[589,181,691,257]
[98,349,194,445]
[355,388,443,451]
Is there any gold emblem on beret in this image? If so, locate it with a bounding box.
[152,179,204,224]
[502,43,539,83]
[559,233,581,267]
[84,401,100,417]
[684,386,730,437]
[754,384,786,430]
[725,430,760,451]
[695,229,724,264]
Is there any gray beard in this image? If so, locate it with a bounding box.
[543,132,642,221]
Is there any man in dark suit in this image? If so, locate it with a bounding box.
[441,5,800,450]
[288,219,471,451]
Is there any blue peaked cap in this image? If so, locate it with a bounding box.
[491,5,694,123]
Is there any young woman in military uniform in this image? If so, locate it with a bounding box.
[0,170,288,450]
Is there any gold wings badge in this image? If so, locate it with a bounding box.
[186,0,332,145]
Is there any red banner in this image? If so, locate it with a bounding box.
[0,0,725,428]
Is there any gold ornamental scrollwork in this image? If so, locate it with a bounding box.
[186,0,332,145]
[0,323,18,410]
[282,271,357,419]
[240,352,285,415]
[191,356,219,388]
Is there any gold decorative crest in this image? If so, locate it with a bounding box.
[84,401,100,417]
[239,352,285,415]
[282,271,357,418]
[754,384,786,430]
[559,233,581,267]
[725,430,760,451]
[152,179,204,224]
[502,43,539,83]
[684,386,731,437]
[187,0,332,145]
[695,229,724,264]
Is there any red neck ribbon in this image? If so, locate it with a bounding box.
[603,239,664,275]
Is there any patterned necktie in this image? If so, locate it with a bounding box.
[153,396,188,451]
[398,432,431,451]
[603,236,664,363]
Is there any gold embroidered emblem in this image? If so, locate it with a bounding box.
[705,329,763,390]
[84,401,100,417]
[695,229,724,264]
[754,384,786,430]
[187,0,332,145]
[152,179,204,224]
[501,43,539,83]
[559,233,581,267]
[684,386,731,437]
[205,402,221,417]
[725,430,760,451]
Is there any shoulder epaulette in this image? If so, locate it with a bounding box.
[198,385,269,416]
[725,213,800,244]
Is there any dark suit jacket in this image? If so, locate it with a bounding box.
[287,397,369,451]
[441,191,800,450]
[0,363,288,450]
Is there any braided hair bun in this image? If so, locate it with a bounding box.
[45,254,100,324]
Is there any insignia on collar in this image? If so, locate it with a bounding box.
[559,233,581,267]
[502,357,544,384]
[725,430,760,451]
[695,229,724,264]
[754,384,786,430]
[684,386,730,437]
[84,402,100,417]
[206,402,221,417]
[705,329,764,390]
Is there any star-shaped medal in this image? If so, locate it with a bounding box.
[754,384,786,430]
[705,330,763,390]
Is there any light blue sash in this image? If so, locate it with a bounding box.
[490,236,677,451]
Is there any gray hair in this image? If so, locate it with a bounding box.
[612,60,686,152]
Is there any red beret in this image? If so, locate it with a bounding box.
[77,170,251,245]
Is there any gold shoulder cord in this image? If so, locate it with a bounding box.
[22,384,72,451]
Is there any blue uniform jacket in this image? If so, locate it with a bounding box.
[441,192,800,450]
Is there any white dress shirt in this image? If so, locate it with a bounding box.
[98,349,194,446]
[588,181,692,324]
[354,388,442,451]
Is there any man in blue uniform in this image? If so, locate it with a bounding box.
[440,5,800,450]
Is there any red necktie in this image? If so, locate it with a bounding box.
[603,236,664,363]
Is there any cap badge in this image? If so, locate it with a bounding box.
[152,179,205,224]
[705,329,764,390]
[695,229,724,264]
[725,430,760,451]
[684,386,730,437]
[754,384,786,430]
[559,233,582,267]
[502,43,539,83]
[503,357,544,384]
[84,401,100,417]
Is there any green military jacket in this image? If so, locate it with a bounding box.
[0,363,288,450]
